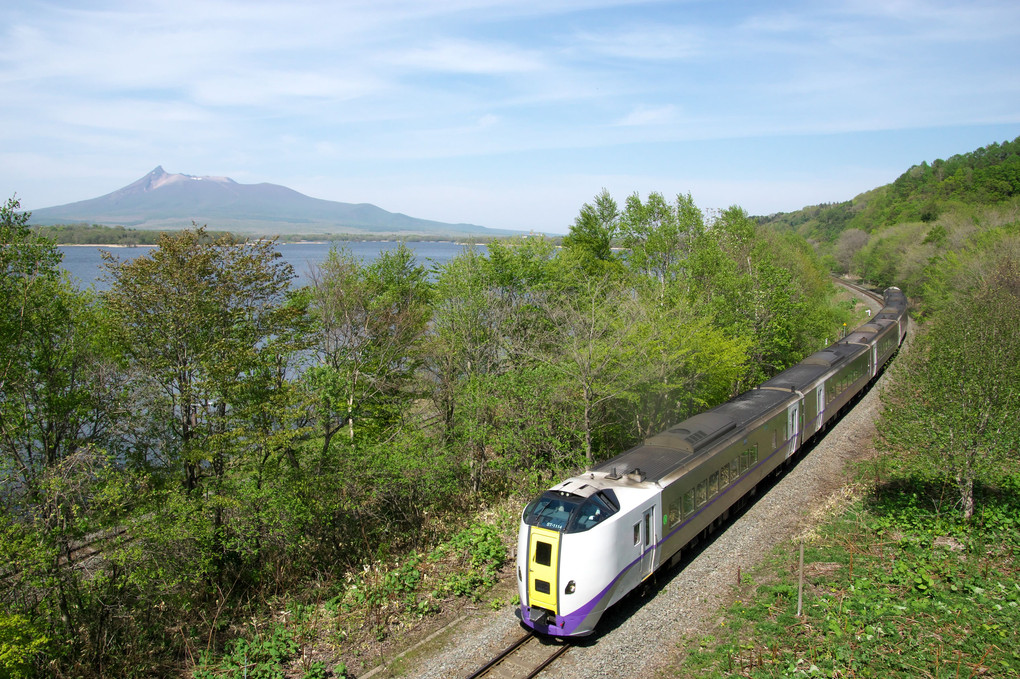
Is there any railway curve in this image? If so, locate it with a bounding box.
[366,281,907,679]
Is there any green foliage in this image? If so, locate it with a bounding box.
[323,519,506,651]
[763,136,1020,244]
[193,623,300,679]
[306,242,432,449]
[432,523,506,598]
[683,207,851,389]
[561,188,624,276]
[0,188,858,677]
[619,190,704,293]
[878,250,1020,519]
[1,196,70,494]
[0,614,48,679]
[103,226,303,485]
[677,478,1020,677]
[0,281,127,500]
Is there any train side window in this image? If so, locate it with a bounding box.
[772,430,777,451]
[729,458,739,479]
[719,462,730,486]
[667,500,679,528]
[696,481,707,507]
[709,471,719,497]
[633,523,640,545]
[682,490,694,517]
[753,444,759,463]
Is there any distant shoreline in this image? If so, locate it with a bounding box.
[58,243,158,248]
[56,239,482,248]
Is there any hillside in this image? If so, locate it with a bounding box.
[759,136,1020,243]
[756,136,1020,297]
[27,166,518,238]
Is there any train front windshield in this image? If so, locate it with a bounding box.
[522,491,618,533]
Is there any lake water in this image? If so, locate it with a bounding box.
[59,240,482,290]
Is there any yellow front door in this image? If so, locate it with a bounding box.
[528,527,559,614]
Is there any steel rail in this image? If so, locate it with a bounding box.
[465,631,572,679]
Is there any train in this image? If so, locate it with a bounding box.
[516,286,908,637]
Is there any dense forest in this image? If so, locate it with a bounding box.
[761,137,1020,316]
[1,191,850,678]
[761,136,1020,242]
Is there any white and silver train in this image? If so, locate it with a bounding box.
[516,287,908,637]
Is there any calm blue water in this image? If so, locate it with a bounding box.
[59,241,481,290]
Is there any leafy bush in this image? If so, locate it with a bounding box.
[0,614,48,679]
[193,624,301,679]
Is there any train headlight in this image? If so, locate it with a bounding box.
[565,580,576,595]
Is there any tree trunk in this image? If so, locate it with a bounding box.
[957,465,975,521]
[583,394,593,464]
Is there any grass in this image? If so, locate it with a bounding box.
[668,475,1020,678]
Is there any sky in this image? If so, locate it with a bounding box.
[2,0,1019,234]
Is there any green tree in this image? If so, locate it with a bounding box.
[523,270,642,464]
[1,197,127,507]
[0,613,49,678]
[879,251,1020,519]
[103,227,300,490]
[425,240,573,491]
[424,248,502,491]
[1,196,60,401]
[102,227,305,598]
[0,283,126,503]
[623,300,748,440]
[562,189,622,276]
[619,191,704,298]
[306,243,432,451]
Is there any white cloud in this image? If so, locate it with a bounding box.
[570,25,705,61]
[615,105,679,127]
[386,39,545,74]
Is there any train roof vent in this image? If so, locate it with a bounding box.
[804,350,846,368]
[670,412,737,453]
[550,480,598,497]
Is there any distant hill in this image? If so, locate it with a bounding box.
[759,136,1020,243]
[755,136,1020,293]
[28,167,518,238]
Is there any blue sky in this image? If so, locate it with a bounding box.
[2,0,1018,234]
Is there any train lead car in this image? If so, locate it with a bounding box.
[517,287,908,637]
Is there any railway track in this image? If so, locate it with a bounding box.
[464,632,571,679]
[836,278,885,308]
[0,524,134,587]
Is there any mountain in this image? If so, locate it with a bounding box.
[28,167,517,237]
